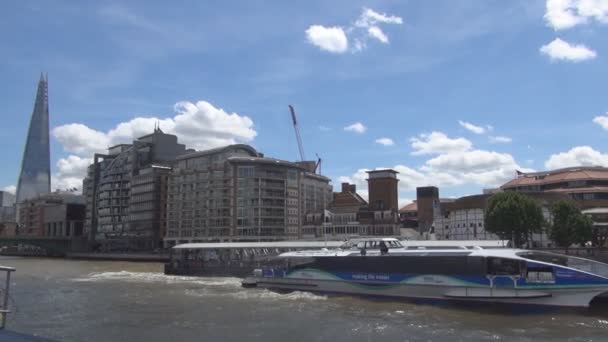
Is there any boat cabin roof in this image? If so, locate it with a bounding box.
[172,241,344,250]
[347,237,401,243]
[172,239,509,250]
[401,240,509,249]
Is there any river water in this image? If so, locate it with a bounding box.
[1,256,608,342]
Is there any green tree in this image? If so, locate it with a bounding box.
[548,200,593,250]
[485,191,544,248]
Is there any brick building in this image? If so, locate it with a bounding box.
[17,192,85,238]
[303,169,401,239]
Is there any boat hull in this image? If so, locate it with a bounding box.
[246,276,608,308]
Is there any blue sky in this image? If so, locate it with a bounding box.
[1,0,608,206]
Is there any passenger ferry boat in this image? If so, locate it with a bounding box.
[242,238,608,309]
[165,238,507,277]
[165,241,344,277]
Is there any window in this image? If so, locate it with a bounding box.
[568,180,586,188]
[238,166,255,177]
[526,266,555,283]
[487,258,522,276]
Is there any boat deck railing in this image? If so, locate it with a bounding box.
[0,266,15,330]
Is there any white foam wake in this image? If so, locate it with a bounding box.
[185,288,327,301]
[72,271,241,287]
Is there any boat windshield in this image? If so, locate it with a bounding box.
[517,251,608,279]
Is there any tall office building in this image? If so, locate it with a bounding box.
[16,73,51,204]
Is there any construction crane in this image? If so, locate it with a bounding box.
[288,105,322,174]
[288,105,306,161]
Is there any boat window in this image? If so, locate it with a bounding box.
[516,251,567,266]
[561,256,608,278]
[365,241,379,249]
[388,240,403,248]
[487,257,521,276]
[526,266,555,283]
[339,241,353,249]
[288,257,315,269]
[518,251,608,278]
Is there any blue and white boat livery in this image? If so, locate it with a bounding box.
[242,238,608,309]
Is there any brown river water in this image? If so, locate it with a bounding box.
[1,256,608,342]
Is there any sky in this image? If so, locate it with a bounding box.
[1,0,608,207]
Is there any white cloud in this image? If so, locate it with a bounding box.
[355,7,404,27]
[2,185,16,195]
[421,150,529,188]
[545,146,608,169]
[375,137,394,146]
[368,26,389,44]
[544,0,608,30]
[393,165,439,190]
[339,152,526,195]
[353,8,402,50]
[171,101,256,149]
[52,123,111,155]
[592,114,608,130]
[305,25,348,54]
[340,129,533,200]
[489,136,513,143]
[52,155,93,192]
[540,38,597,62]
[458,120,486,134]
[53,100,257,157]
[410,131,472,155]
[306,7,402,53]
[344,122,367,134]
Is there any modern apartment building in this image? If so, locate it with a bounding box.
[83,128,187,251]
[163,144,332,246]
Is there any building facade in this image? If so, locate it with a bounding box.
[407,185,570,246]
[83,129,187,251]
[501,167,608,209]
[16,192,85,238]
[302,169,402,240]
[398,167,608,245]
[0,191,16,228]
[0,191,15,208]
[163,145,332,246]
[16,74,51,204]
